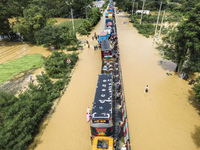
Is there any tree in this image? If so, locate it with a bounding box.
[193,76,200,103]
[13,4,49,42]
[0,0,12,35]
[35,25,77,49]
[157,3,200,74]
[88,7,102,26]
[44,51,79,78]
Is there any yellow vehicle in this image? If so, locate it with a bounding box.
[108,14,113,21]
[92,136,114,150]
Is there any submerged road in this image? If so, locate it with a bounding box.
[32,10,200,150]
[116,12,200,150]
[33,15,105,150]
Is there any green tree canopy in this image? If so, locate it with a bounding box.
[35,25,77,49]
[13,4,49,42]
[44,51,79,78]
[193,76,200,103]
[157,3,200,74]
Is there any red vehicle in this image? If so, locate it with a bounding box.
[107,22,112,28]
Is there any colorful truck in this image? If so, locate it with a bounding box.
[104,27,112,37]
[108,14,113,21]
[106,18,112,25]
[105,12,109,18]
[92,136,114,150]
[98,32,108,43]
[102,57,115,74]
[107,22,112,28]
[101,40,112,59]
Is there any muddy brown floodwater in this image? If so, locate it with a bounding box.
[29,11,200,150]
[116,12,200,150]
[0,42,52,64]
[33,15,106,150]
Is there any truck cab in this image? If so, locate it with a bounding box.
[92,136,114,150]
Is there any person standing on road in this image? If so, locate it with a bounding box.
[145,85,149,93]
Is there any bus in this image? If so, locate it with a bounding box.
[90,74,113,137]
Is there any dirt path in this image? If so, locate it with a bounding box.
[33,15,106,150]
[116,12,200,150]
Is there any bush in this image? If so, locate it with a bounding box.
[133,22,155,37]
[165,12,183,23]
[77,8,101,35]
[77,20,92,35]
[102,0,109,10]
[0,72,65,150]
[67,46,78,51]
[44,51,79,78]
[193,76,200,103]
[35,25,77,50]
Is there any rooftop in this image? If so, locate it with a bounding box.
[91,74,113,120]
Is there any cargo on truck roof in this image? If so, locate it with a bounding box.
[101,40,111,51]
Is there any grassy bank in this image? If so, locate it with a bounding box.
[57,19,86,31]
[0,54,44,85]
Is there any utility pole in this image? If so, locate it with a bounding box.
[140,0,145,25]
[158,10,165,40]
[66,1,75,32]
[154,1,162,40]
[86,5,91,19]
[132,0,135,15]
[86,5,87,19]
[71,7,75,32]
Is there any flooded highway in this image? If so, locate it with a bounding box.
[32,15,106,150]
[116,12,200,150]
[3,10,198,150]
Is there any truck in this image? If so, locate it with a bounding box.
[107,22,112,28]
[92,136,114,150]
[98,32,108,44]
[105,12,109,18]
[105,18,112,24]
[101,40,112,59]
[107,8,113,14]
[102,57,115,74]
[104,27,112,37]
[108,14,113,21]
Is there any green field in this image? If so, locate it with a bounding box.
[0,54,44,85]
[57,19,86,31]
